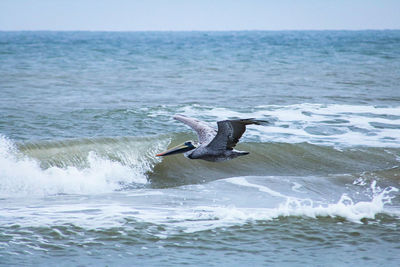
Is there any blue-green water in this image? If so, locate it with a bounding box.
[1,31,400,266]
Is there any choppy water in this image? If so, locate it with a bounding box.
[1,31,400,266]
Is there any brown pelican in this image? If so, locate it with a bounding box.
[156,114,268,162]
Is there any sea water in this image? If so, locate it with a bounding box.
[1,31,400,266]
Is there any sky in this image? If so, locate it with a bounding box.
[0,0,399,31]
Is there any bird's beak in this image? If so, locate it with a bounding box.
[156,143,193,157]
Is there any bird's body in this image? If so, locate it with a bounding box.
[156,114,268,162]
[184,143,249,162]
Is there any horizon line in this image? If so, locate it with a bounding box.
[1,28,400,32]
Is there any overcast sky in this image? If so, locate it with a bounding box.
[1,0,399,31]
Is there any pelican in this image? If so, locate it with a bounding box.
[156,114,268,162]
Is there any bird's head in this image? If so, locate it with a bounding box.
[156,141,196,157]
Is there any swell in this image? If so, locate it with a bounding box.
[149,141,400,187]
[11,134,400,188]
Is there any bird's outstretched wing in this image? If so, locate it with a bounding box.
[206,119,268,151]
[174,114,217,144]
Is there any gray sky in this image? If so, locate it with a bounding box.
[1,0,399,31]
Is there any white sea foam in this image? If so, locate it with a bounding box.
[0,176,397,233]
[0,135,160,197]
[291,182,305,193]
[172,180,398,232]
[227,177,286,198]
[175,104,400,147]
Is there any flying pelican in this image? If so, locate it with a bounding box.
[156,114,268,162]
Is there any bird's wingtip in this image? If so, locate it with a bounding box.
[253,119,270,126]
[173,114,185,119]
[238,118,270,126]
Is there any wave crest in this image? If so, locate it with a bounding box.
[0,135,168,196]
[1,133,399,195]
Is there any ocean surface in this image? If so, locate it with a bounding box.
[1,31,400,266]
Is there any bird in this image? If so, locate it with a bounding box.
[156,114,268,162]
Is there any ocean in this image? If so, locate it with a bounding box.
[0,31,400,266]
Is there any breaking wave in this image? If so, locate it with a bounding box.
[0,135,167,196]
[1,132,399,196]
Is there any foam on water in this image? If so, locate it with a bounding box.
[173,104,400,147]
[275,186,398,223]
[227,177,287,198]
[191,177,399,227]
[0,135,162,197]
[1,176,396,234]
[188,183,395,233]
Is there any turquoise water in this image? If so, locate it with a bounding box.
[1,31,400,266]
